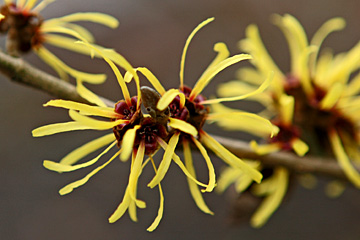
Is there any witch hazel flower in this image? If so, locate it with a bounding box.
[130,17,276,214]
[32,41,216,231]
[218,14,360,188]
[0,0,118,83]
[216,14,360,227]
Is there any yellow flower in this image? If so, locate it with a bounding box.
[32,41,235,231]
[136,17,277,215]
[0,0,118,83]
[32,44,171,231]
[218,14,360,188]
[216,14,360,227]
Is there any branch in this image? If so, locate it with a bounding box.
[1,51,358,181]
[212,135,358,180]
[0,51,113,106]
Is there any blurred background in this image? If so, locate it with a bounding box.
[1,0,360,239]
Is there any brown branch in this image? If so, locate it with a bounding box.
[212,135,359,180]
[1,51,358,181]
[0,51,113,106]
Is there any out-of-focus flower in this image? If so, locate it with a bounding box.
[216,14,360,227]
[139,17,276,214]
[0,0,119,83]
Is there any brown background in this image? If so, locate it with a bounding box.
[1,0,360,239]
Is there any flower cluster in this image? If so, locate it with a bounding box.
[32,18,276,231]
[0,0,118,83]
[215,14,360,227]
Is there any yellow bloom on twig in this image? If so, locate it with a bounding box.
[216,14,360,227]
[32,44,170,231]
[0,0,118,82]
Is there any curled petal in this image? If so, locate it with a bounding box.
[169,118,198,137]
[59,133,116,165]
[76,79,107,107]
[147,157,165,232]
[59,149,121,195]
[44,139,117,172]
[46,12,119,28]
[291,138,309,156]
[190,54,252,100]
[180,17,215,88]
[251,167,289,228]
[120,125,141,161]
[183,141,213,215]
[192,137,216,193]
[157,89,186,110]
[44,99,118,118]
[201,132,263,183]
[148,132,180,188]
[201,71,273,105]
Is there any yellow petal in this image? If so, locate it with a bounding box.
[44,34,104,57]
[309,17,346,75]
[35,47,107,84]
[329,130,360,188]
[239,24,284,80]
[192,137,216,193]
[136,67,166,95]
[157,89,186,110]
[120,125,141,161]
[123,71,141,109]
[202,71,273,104]
[250,141,281,155]
[327,42,360,85]
[17,0,26,8]
[272,14,308,75]
[148,132,180,188]
[201,132,263,183]
[59,133,115,165]
[344,73,360,97]
[207,111,276,137]
[44,99,118,118]
[216,167,242,193]
[76,42,132,103]
[76,79,107,107]
[32,0,55,12]
[128,141,145,201]
[180,17,215,88]
[109,144,145,224]
[291,138,309,156]
[183,141,213,215]
[23,0,38,10]
[235,175,254,193]
[32,122,93,137]
[59,150,121,195]
[156,137,208,188]
[197,42,230,82]
[320,82,344,109]
[50,12,119,28]
[44,140,117,172]
[217,80,272,105]
[147,157,165,232]
[108,188,131,223]
[251,167,289,228]
[61,22,95,42]
[279,94,294,126]
[190,54,252,100]
[68,110,127,129]
[169,118,198,137]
